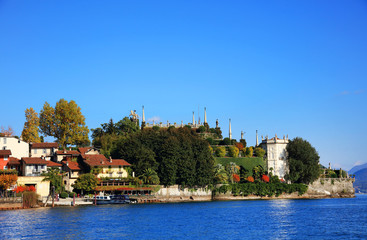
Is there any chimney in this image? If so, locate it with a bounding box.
[66,161,69,166]
[109,156,112,163]
[69,147,72,151]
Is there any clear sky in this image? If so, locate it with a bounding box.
[1,1,366,170]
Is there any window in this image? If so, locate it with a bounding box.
[3,147,6,150]
[4,156,8,161]
[34,149,37,154]
[3,138,6,144]
[4,166,7,170]
[43,149,47,154]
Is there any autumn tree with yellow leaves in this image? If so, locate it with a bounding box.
[39,99,90,149]
[21,107,40,143]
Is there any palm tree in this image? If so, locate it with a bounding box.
[140,168,160,185]
[214,164,228,184]
[226,162,239,183]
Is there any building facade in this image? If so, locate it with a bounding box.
[30,142,58,161]
[0,137,29,159]
[262,135,289,179]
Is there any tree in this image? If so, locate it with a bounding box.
[239,139,247,148]
[228,146,239,157]
[219,138,231,145]
[198,126,206,133]
[112,127,214,187]
[139,168,160,185]
[226,162,239,183]
[215,147,226,157]
[21,108,40,143]
[235,142,244,151]
[244,147,253,157]
[214,164,228,184]
[72,173,99,194]
[115,117,140,134]
[0,126,14,136]
[39,99,90,149]
[42,168,64,194]
[0,173,18,196]
[285,137,320,184]
[254,147,265,158]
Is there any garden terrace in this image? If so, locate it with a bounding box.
[215,157,264,172]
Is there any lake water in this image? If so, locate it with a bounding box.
[1,195,367,239]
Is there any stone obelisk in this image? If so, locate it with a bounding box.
[142,106,145,123]
[256,130,259,147]
[204,107,207,124]
[192,111,195,127]
[229,118,232,140]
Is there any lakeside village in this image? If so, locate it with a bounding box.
[0,99,356,209]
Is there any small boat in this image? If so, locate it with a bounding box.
[93,195,130,205]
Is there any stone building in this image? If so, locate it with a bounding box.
[261,134,289,179]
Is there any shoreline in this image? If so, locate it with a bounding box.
[0,193,355,210]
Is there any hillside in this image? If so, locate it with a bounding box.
[353,168,367,193]
[349,163,367,174]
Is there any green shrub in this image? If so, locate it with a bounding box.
[60,192,68,198]
[228,146,239,157]
[69,192,77,198]
[244,147,253,157]
[254,147,265,158]
[215,147,226,157]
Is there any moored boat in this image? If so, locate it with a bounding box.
[92,195,130,205]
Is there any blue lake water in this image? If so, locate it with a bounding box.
[1,195,367,239]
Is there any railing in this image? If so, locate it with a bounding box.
[0,197,22,204]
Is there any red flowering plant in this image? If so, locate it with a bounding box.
[261,175,270,183]
[233,174,240,183]
[13,185,36,193]
[247,176,254,182]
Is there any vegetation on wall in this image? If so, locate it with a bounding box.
[215,182,308,197]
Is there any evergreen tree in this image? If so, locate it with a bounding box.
[285,137,320,184]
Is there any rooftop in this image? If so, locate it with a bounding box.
[0,150,12,156]
[22,157,48,165]
[31,142,58,149]
[83,154,131,167]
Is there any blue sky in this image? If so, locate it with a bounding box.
[1,1,366,170]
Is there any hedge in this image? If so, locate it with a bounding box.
[216,182,308,197]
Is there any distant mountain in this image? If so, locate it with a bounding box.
[353,168,367,193]
[349,163,367,174]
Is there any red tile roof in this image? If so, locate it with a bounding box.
[47,161,62,167]
[56,150,80,155]
[0,150,12,156]
[22,157,48,165]
[8,157,20,165]
[62,161,81,171]
[78,147,90,155]
[83,154,131,167]
[31,142,58,149]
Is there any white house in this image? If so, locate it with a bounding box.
[0,136,29,159]
[262,134,289,179]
